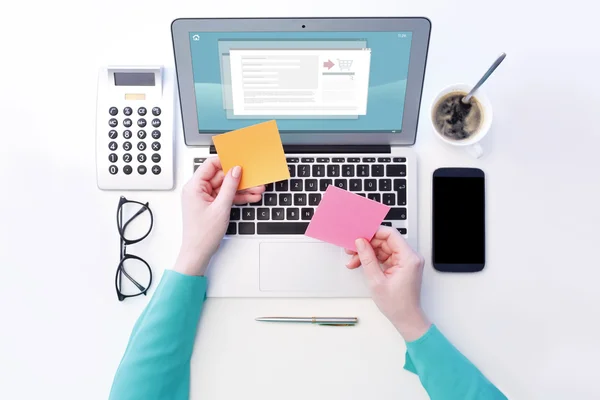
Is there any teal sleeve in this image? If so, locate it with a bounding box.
[109,270,207,400]
[404,325,507,400]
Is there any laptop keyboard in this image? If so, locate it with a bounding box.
[193,156,408,237]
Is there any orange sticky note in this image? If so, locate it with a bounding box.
[212,120,290,190]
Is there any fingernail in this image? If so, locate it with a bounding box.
[355,239,365,251]
[232,166,241,178]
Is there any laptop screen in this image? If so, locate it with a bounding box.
[188,31,413,134]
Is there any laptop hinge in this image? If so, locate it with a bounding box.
[209,145,391,154]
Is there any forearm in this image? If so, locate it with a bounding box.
[404,325,507,400]
[109,270,207,400]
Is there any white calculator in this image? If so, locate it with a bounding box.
[96,66,174,190]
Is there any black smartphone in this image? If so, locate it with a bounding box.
[432,168,485,272]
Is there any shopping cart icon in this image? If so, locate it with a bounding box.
[338,59,353,71]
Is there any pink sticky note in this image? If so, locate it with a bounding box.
[305,185,391,251]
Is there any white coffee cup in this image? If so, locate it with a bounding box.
[430,83,493,159]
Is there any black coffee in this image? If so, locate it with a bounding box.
[433,92,483,141]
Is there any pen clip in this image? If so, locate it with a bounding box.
[317,323,356,326]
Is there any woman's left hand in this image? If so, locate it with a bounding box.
[174,157,265,276]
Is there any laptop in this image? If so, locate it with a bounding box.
[171,17,431,297]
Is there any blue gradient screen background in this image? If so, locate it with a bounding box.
[189,31,412,133]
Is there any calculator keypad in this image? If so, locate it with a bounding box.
[106,106,163,176]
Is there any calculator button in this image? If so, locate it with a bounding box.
[109,165,118,175]
[137,153,147,163]
[151,142,161,151]
[137,107,147,116]
[122,130,132,139]
[123,153,132,163]
[137,130,146,139]
[137,119,147,128]
[152,107,161,116]
[137,165,147,175]
[109,107,118,116]
[123,118,132,128]
[151,165,161,175]
[108,118,118,127]
[137,142,146,151]
[151,118,161,128]
[151,130,161,139]
[123,141,132,151]
[151,153,161,163]
[123,107,133,116]
[108,141,118,151]
[108,130,118,139]
[108,153,118,163]
[123,165,132,175]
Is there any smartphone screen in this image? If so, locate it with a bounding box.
[432,168,485,272]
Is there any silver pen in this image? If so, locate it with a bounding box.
[255,317,358,326]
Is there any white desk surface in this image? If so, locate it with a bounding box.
[1,1,599,399]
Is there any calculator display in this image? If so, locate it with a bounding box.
[114,72,155,86]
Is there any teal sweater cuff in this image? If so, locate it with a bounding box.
[109,270,208,400]
[402,325,507,399]
[403,324,437,374]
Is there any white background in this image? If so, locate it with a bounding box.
[1,1,599,399]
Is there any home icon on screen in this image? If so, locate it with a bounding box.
[192,34,200,41]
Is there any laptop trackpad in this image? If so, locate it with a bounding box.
[259,242,364,293]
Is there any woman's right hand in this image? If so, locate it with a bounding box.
[345,227,431,341]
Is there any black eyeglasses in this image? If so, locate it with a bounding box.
[116,196,154,301]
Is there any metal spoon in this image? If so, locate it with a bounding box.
[462,53,506,104]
